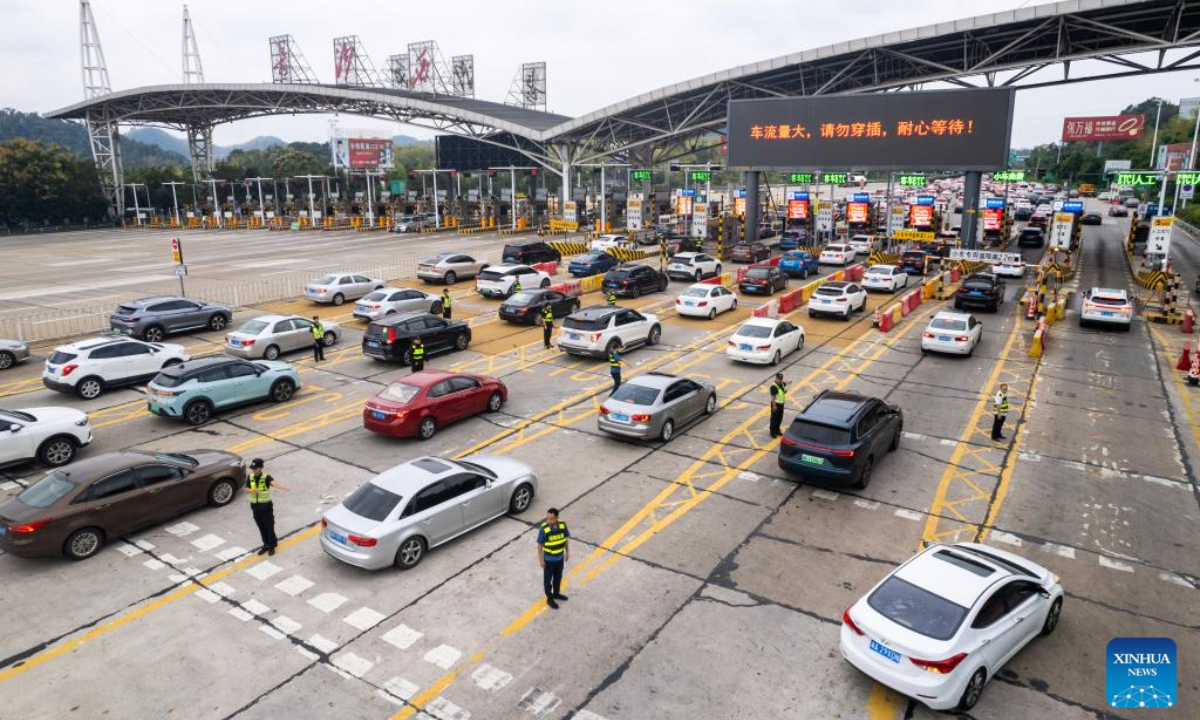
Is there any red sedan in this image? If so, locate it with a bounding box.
[363,371,507,440]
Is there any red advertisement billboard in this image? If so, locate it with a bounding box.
[787,199,809,220]
[846,201,869,224]
[332,137,395,170]
[983,207,1003,232]
[909,204,934,229]
[1061,115,1145,142]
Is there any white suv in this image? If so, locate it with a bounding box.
[558,306,662,358]
[1080,287,1133,329]
[808,281,867,319]
[0,407,93,467]
[43,337,190,400]
[666,252,722,282]
[476,265,552,299]
[848,235,876,255]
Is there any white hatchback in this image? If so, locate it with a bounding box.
[819,244,855,265]
[863,265,909,293]
[675,283,737,319]
[841,542,1064,712]
[726,318,804,365]
[921,312,982,356]
[1080,288,1133,329]
[849,235,876,255]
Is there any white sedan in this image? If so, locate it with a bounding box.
[863,265,909,293]
[841,542,1064,712]
[588,234,633,252]
[819,244,855,265]
[675,283,737,319]
[0,407,93,467]
[921,312,982,356]
[990,260,1025,278]
[726,318,804,365]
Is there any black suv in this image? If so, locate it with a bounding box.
[362,312,471,365]
[1017,227,1045,248]
[955,273,1006,312]
[778,390,903,489]
[738,265,788,295]
[502,240,561,265]
[602,264,668,298]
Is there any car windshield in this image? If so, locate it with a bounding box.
[455,459,496,479]
[964,279,993,290]
[563,315,608,331]
[867,576,968,641]
[868,268,893,276]
[606,269,633,279]
[342,483,402,522]
[610,384,660,406]
[113,305,138,315]
[929,317,968,331]
[379,382,421,404]
[421,254,449,263]
[901,253,924,261]
[670,256,694,265]
[578,252,607,263]
[682,287,711,298]
[153,372,185,388]
[49,351,77,364]
[1090,295,1128,306]
[789,420,851,446]
[363,291,388,302]
[17,471,78,508]
[505,292,539,307]
[814,286,845,297]
[735,324,772,339]
[0,409,36,422]
[783,252,805,260]
[312,275,338,285]
[826,246,848,253]
[746,268,771,278]
[238,320,270,335]
[478,270,505,281]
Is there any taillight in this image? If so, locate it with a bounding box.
[954,336,969,342]
[321,518,328,528]
[12,518,50,534]
[243,339,256,346]
[598,406,609,415]
[781,437,854,458]
[727,340,737,347]
[842,608,864,636]
[590,333,602,342]
[62,364,79,377]
[911,652,969,674]
[756,344,771,350]
[698,301,708,307]
[632,414,651,422]
[387,327,396,343]
[348,535,377,547]
[835,297,847,303]
[922,332,934,339]
[675,298,681,305]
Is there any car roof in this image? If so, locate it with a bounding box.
[621,371,680,390]
[672,251,700,258]
[384,370,458,388]
[609,263,649,271]
[49,450,160,483]
[931,311,972,323]
[866,264,896,272]
[370,456,469,495]
[244,314,294,324]
[504,239,545,247]
[372,311,439,327]
[896,542,1047,607]
[160,356,242,375]
[800,390,875,427]
[740,317,785,329]
[684,282,718,291]
[123,296,179,307]
[485,264,529,272]
[819,281,851,290]
[60,336,136,351]
[965,272,997,282]
[825,244,850,250]
[571,305,621,319]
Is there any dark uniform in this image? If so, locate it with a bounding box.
[537,518,570,608]
[410,338,426,372]
[608,349,622,393]
[991,389,1010,440]
[542,305,554,349]
[247,471,278,554]
[441,290,452,320]
[769,376,787,438]
[310,318,326,362]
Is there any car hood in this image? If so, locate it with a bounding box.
[252,360,294,373]
[462,454,535,481]
[9,406,88,426]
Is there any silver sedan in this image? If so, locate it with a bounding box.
[0,339,30,370]
[303,273,384,305]
[353,288,444,322]
[417,252,489,285]
[598,372,717,442]
[225,314,340,360]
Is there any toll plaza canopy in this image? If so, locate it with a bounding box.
[47,0,1200,171]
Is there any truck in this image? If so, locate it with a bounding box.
[1078,183,1095,196]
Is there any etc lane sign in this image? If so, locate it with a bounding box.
[1148,216,1174,256]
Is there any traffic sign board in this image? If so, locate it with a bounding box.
[173,264,188,277]
[1148,216,1174,256]
[893,229,934,241]
[170,237,184,264]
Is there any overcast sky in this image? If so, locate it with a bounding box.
[7,0,1199,149]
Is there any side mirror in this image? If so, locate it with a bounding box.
[1037,587,1052,600]
[10,425,22,433]
[485,478,494,489]
[920,539,934,549]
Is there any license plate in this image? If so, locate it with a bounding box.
[328,530,348,545]
[366,339,382,348]
[740,344,752,351]
[355,306,368,313]
[0,525,6,538]
[568,333,580,341]
[800,453,826,466]
[229,338,242,347]
[371,410,387,420]
[937,335,951,342]
[970,291,982,296]
[610,413,630,424]
[870,639,902,663]
[685,301,695,306]
[1100,311,1114,317]
[148,403,161,415]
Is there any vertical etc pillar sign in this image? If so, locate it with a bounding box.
[1049,213,1074,250]
[887,204,906,239]
[170,237,187,296]
[816,201,833,238]
[626,196,643,231]
[1148,216,1174,256]
[691,202,708,239]
[563,200,577,226]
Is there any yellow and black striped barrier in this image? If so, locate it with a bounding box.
[549,241,589,257]
[867,250,900,267]
[1135,270,1167,290]
[457,226,492,235]
[610,247,651,262]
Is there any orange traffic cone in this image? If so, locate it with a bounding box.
[1190,354,1200,386]
[1184,309,1195,335]
[1177,343,1193,371]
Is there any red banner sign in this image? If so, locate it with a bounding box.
[909,204,934,229]
[1061,115,1145,142]
[846,201,869,224]
[983,207,1003,231]
[787,199,809,220]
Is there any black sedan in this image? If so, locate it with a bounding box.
[362,312,471,364]
[738,265,788,295]
[499,289,581,325]
[954,273,1006,312]
[729,242,772,264]
[1017,228,1045,248]
[1080,212,1103,226]
[601,264,668,298]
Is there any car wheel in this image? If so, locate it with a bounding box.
[455,333,470,351]
[207,477,237,507]
[403,348,414,366]
[486,391,504,412]
[431,301,443,315]
[263,344,281,361]
[142,325,165,343]
[444,271,457,284]
[1040,597,1063,635]
[958,669,987,712]
[695,270,703,282]
[0,351,14,370]
[631,285,641,299]
[715,264,722,275]
[647,324,661,346]
[208,314,228,331]
[854,457,874,490]
[332,293,345,306]
[37,436,77,467]
[64,527,105,561]
[704,394,717,415]
[322,332,336,347]
[417,416,437,440]
[509,483,535,514]
[890,423,902,451]
[708,308,716,320]
[395,536,427,570]
[75,376,104,400]
[184,399,213,425]
[270,379,296,403]
[540,277,551,288]
[659,419,675,443]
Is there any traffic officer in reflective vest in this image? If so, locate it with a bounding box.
[991,382,1010,440]
[542,304,555,349]
[607,290,618,307]
[537,507,570,609]
[769,372,788,438]
[410,337,426,372]
[608,343,623,393]
[441,288,452,320]
[513,278,522,295]
[245,458,290,556]
[310,316,326,362]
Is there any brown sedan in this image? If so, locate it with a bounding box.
[0,449,246,560]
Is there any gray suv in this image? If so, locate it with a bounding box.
[109,296,232,343]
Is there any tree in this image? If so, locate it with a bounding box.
[0,139,107,227]
[271,148,328,177]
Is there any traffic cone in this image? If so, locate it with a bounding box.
[1177,343,1192,371]
[1184,309,1195,335]
[871,308,881,328]
[1190,354,1200,386]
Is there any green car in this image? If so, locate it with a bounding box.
[145,356,301,425]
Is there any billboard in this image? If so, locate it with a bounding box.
[626,198,642,230]
[983,207,1003,232]
[332,137,394,171]
[909,204,934,229]
[727,88,1014,170]
[1061,115,1145,142]
[1104,159,1132,174]
[1148,216,1174,255]
[846,201,869,225]
[787,197,809,221]
[1157,142,1193,171]
[691,202,708,238]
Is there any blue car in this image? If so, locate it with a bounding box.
[779,230,808,251]
[568,251,619,278]
[778,251,819,279]
[145,356,301,425]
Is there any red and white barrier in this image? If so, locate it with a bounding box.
[546,279,583,298]
[532,261,559,276]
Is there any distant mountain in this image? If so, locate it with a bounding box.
[125,129,286,160]
[0,108,187,167]
[227,135,285,153]
[395,134,431,146]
